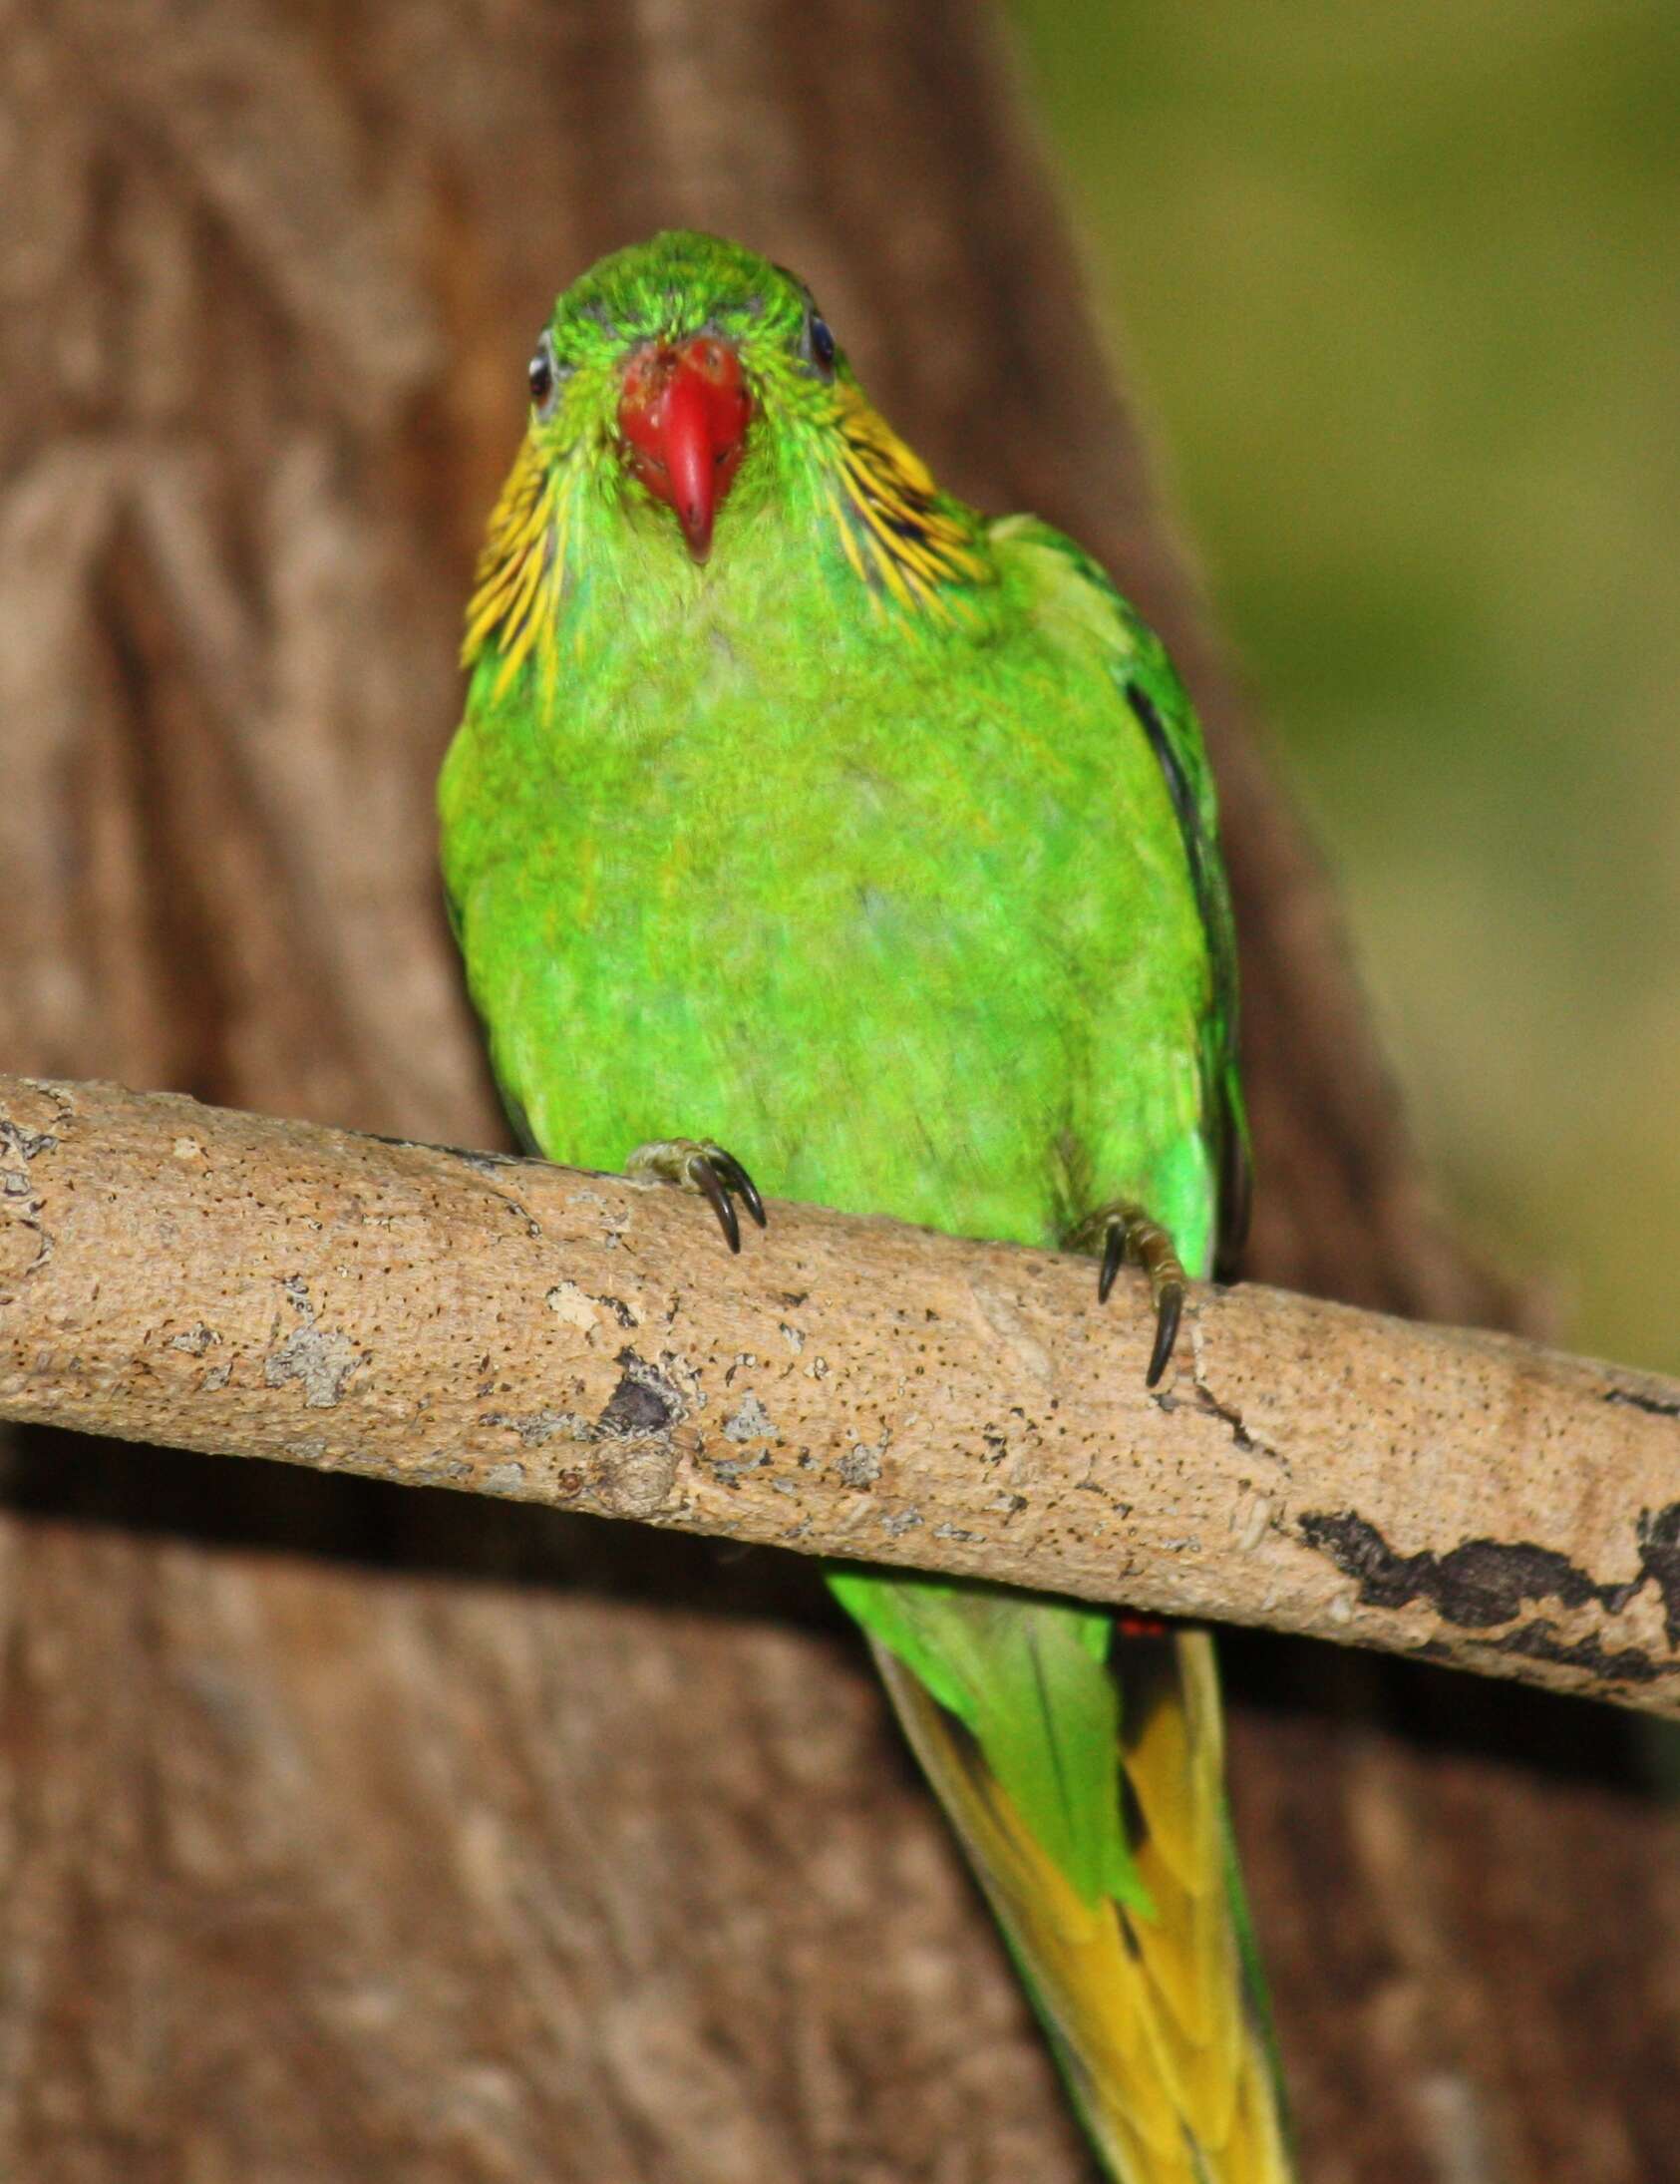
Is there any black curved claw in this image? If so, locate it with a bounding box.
[687,1147,768,1255]
[1098,1221,1126,1305]
[691,1156,742,1254]
[708,1149,767,1231]
[1146,1282,1183,1389]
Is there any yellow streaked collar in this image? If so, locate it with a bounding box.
[828,384,990,614]
[461,436,575,698]
[462,387,992,698]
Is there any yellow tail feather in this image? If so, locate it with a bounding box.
[866,1629,1293,2184]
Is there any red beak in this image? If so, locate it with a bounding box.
[617,336,752,561]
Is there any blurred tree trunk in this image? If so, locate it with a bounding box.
[0,4,1674,2181]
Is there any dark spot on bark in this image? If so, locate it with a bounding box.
[363,1128,528,1171]
[0,1121,59,1164]
[1607,1385,1680,1420]
[455,1145,531,1174]
[1636,1503,1680,1645]
[1297,1511,1640,1628]
[598,1349,681,1437]
[1192,1382,1253,1451]
[1482,1619,1661,1685]
[599,1374,675,1436]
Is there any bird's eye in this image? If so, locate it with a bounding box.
[802,307,837,377]
[528,333,560,417]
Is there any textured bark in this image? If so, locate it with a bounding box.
[7,1073,1680,1719]
[0,4,1675,2180]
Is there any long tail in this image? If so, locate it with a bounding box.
[833,1576,1294,2184]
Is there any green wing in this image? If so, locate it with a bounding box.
[990,516,1251,1275]
[831,523,1285,2179]
[827,1573,1152,1916]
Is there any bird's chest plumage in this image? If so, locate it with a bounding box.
[445,585,1208,1248]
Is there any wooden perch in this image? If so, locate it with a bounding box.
[6,1071,1677,1715]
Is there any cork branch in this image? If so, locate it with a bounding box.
[3,1071,1678,1715]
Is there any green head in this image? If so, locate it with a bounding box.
[529,231,840,560]
[463,231,988,683]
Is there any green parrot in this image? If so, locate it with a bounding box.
[439,230,1293,2184]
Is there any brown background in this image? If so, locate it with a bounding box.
[2,4,1676,2179]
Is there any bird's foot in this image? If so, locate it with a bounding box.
[625,1139,767,1255]
[1067,1201,1186,1388]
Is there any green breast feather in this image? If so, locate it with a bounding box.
[441,498,1239,1279]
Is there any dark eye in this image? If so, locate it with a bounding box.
[803,308,837,376]
[528,332,559,416]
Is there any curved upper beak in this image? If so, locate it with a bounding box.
[617,335,752,561]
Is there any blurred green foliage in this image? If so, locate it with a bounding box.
[1008,2,1680,1373]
